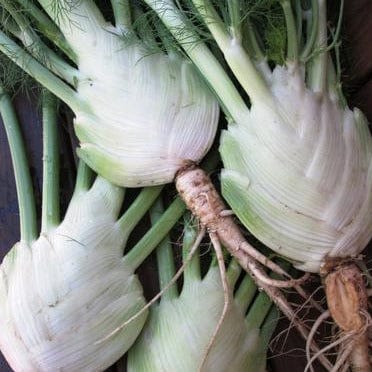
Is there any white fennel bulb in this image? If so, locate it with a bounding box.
[0,84,182,371]
[128,269,259,371]
[121,1,371,369]
[76,45,218,187]
[221,63,372,273]
[139,0,371,273]
[74,34,218,187]
[0,177,147,371]
[3,0,219,187]
[127,220,276,372]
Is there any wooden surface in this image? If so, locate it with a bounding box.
[0,1,371,371]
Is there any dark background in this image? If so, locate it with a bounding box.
[0,1,371,371]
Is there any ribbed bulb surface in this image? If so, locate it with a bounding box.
[221,64,372,273]
[0,178,147,371]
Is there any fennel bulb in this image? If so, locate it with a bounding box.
[0,1,290,338]
[128,268,270,372]
[0,177,147,371]
[0,87,180,371]
[0,0,219,187]
[128,217,276,372]
[141,0,371,272]
[221,63,371,273]
[143,0,371,369]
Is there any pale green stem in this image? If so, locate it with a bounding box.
[245,261,288,329]
[245,291,272,331]
[294,0,302,49]
[0,85,37,243]
[0,30,82,112]
[0,1,78,85]
[327,0,344,53]
[326,54,337,97]
[151,198,177,300]
[280,0,299,62]
[328,36,346,106]
[226,258,242,288]
[300,0,319,61]
[144,0,250,124]
[74,161,94,194]
[125,197,185,270]
[192,0,231,47]
[227,0,241,39]
[191,0,271,104]
[242,17,265,62]
[117,186,163,235]
[182,216,201,283]
[234,274,257,313]
[257,305,278,350]
[14,0,76,61]
[111,0,131,30]
[308,0,328,93]
[323,0,344,101]
[18,33,78,86]
[36,0,106,53]
[41,91,60,233]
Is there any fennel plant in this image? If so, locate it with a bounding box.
[128,207,278,372]
[0,86,186,371]
[144,0,371,370]
[0,0,218,187]
[0,1,304,343]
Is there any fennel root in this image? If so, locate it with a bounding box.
[322,261,371,371]
[175,163,333,370]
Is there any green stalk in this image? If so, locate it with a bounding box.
[41,91,60,233]
[111,0,132,30]
[227,0,241,39]
[245,291,272,331]
[307,0,328,93]
[191,0,271,103]
[14,29,78,86]
[327,0,344,53]
[117,186,163,235]
[73,161,94,194]
[293,0,303,49]
[242,261,289,327]
[0,84,37,243]
[35,0,105,45]
[125,197,185,270]
[326,54,337,98]
[192,0,231,48]
[151,198,177,300]
[327,37,346,106]
[300,0,319,61]
[144,0,250,124]
[280,0,299,62]
[182,216,201,283]
[125,146,220,271]
[0,0,78,86]
[0,30,82,112]
[233,274,257,312]
[226,258,242,288]
[319,0,343,102]
[256,305,279,350]
[14,0,76,61]
[242,17,265,62]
